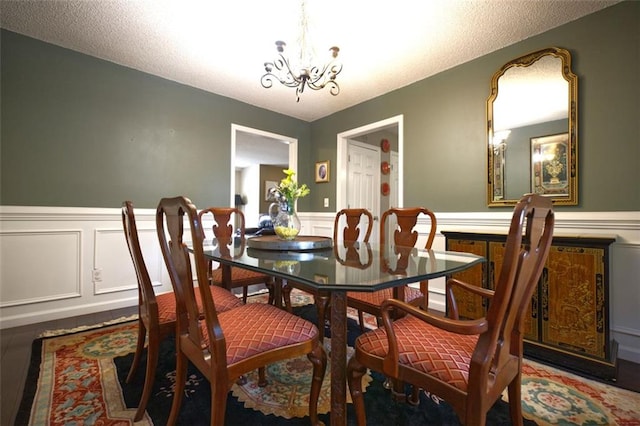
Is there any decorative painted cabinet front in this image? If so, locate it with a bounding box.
[442,231,617,380]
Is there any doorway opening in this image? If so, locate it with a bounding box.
[231,124,297,228]
[336,115,403,241]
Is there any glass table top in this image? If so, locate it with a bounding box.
[201,239,485,292]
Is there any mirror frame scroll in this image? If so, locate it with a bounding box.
[487,47,578,206]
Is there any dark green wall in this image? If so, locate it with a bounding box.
[0,30,311,209]
[311,1,639,211]
[2,1,638,211]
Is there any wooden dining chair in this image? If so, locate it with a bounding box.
[347,194,555,426]
[156,196,326,426]
[346,207,437,330]
[281,208,373,341]
[198,207,275,303]
[120,201,243,422]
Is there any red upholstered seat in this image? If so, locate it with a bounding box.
[156,286,243,324]
[209,267,270,290]
[199,302,319,365]
[347,286,423,310]
[355,315,478,391]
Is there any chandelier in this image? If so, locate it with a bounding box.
[261,1,342,102]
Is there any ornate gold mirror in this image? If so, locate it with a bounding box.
[487,47,578,206]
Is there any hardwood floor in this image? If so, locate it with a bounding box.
[2,306,639,425]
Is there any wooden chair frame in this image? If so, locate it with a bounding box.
[156,196,326,426]
[347,207,437,329]
[282,208,373,341]
[198,207,275,303]
[347,194,555,426]
[121,201,175,421]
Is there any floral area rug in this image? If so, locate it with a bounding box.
[515,360,640,425]
[18,321,149,425]
[230,336,370,419]
[17,289,640,425]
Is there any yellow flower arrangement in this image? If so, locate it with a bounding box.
[274,169,310,205]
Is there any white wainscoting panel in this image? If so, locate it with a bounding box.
[93,227,164,295]
[0,206,172,329]
[2,207,638,363]
[0,229,82,306]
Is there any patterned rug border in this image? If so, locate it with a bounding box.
[19,289,640,425]
[37,314,139,338]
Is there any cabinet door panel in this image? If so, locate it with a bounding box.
[446,239,486,319]
[541,246,607,359]
[489,242,538,341]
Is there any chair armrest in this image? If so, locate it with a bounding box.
[446,278,494,320]
[379,298,488,377]
[381,298,488,335]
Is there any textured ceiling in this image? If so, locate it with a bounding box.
[0,0,618,122]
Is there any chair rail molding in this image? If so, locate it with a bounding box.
[2,207,639,363]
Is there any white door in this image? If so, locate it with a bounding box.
[347,140,381,243]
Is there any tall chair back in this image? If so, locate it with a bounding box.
[347,207,438,331]
[198,207,274,303]
[156,196,326,426]
[121,201,176,421]
[347,193,555,426]
[333,208,374,244]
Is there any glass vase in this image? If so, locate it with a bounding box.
[270,201,301,240]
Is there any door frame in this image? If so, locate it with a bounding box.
[230,124,298,207]
[336,115,404,212]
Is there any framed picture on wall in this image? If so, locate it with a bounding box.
[314,274,329,284]
[315,161,330,183]
[265,180,278,201]
[531,133,570,197]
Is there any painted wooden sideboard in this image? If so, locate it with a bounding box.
[442,230,617,381]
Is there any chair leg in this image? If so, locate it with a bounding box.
[358,310,366,332]
[315,294,330,342]
[265,279,275,305]
[258,367,267,387]
[242,286,248,303]
[133,328,160,421]
[210,379,228,426]
[391,378,405,402]
[408,385,420,406]
[282,283,293,313]
[167,346,188,426]
[307,342,327,426]
[508,371,524,426]
[126,318,146,383]
[347,355,368,426]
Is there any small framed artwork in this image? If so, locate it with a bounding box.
[531,133,570,197]
[315,161,330,183]
[314,274,329,284]
[264,180,278,201]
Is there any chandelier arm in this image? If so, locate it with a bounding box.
[261,54,306,89]
[305,63,342,94]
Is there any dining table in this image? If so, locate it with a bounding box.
[200,235,485,426]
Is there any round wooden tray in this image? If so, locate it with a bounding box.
[247,247,333,261]
[247,235,333,251]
